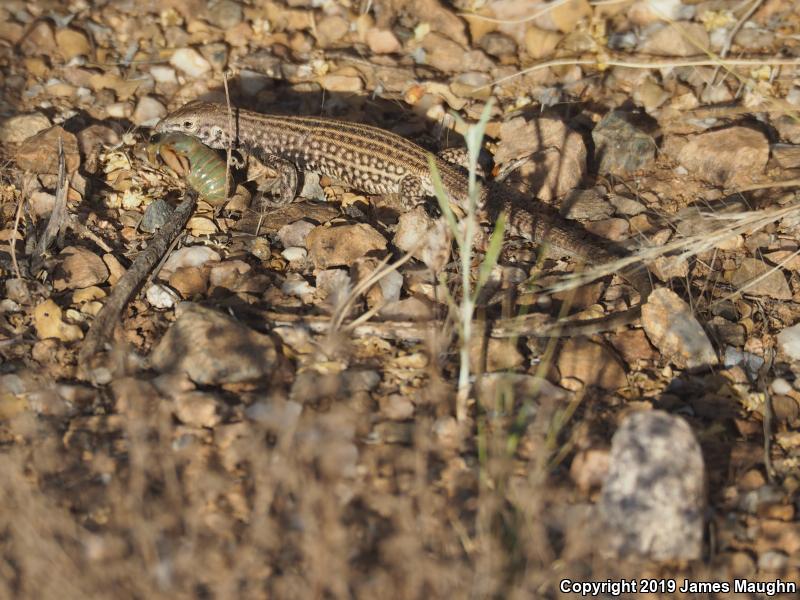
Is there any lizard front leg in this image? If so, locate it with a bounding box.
[247,154,299,208]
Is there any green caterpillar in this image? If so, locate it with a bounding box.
[148,132,229,206]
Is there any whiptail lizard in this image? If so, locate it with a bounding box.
[155,101,652,333]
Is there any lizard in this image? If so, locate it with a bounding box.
[154,101,653,334]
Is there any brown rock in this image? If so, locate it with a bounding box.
[477,32,516,59]
[161,246,221,278]
[365,28,401,54]
[209,260,251,290]
[469,338,524,373]
[380,395,414,421]
[33,299,83,342]
[536,0,592,33]
[29,191,55,216]
[551,280,604,310]
[677,127,769,187]
[411,0,468,46]
[496,117,586,201]
[728,257,791,300]
[307,223,387,269]
[174,391,222,428]
[771,144,800,170]
[774,115,800,144]
[638,22,709,57]
[319,72,364,93]
[15,126,80,174]
[25,57,50,78]
[450,72,492,100]
[641,288,718,368]
[315,15,350,47]
[206,0,242,29]
[169,266,209,298]
[150,303,278,385]
[54,246,110,291]
[420,33,470,73]
[523,25,562,59]
[378,296,435,321]
[55,27,92,61]
[570,448,610,494]
[102,253,127,285]
[651,255,690,280]
[557,339,627,390]
[393,207,451,271]
[0,113,51,144]
[0,21,25,44]
[20,20,56,56]
[609,329,657,366]
[585,218,629,240]
[132,96,167,126]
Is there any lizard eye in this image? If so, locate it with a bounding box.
[182,120,194,129]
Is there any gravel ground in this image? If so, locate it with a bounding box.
[0,0,799,598]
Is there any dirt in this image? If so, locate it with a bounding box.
[0,0,799,598]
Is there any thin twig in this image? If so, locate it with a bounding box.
[722,0,764,60]
[78,192,198,377]
[709,0,765,87]
[732,178,800,193]
[483,54,800,90]
[66,215,114,253]
[757,348,775,483]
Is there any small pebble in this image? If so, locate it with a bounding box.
[771,378,793,395]
[281,274,315,297]
[281,247,307,262]
[278,220,316,248]
[140,199,174,233]
[146,284,180,309]
[132,96,167,126]
[169,48,211,78]
[160,246,221,278]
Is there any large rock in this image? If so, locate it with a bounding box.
[306,223,387,269]
[641,288,718,369]
[599,410,706,561]
[150,303,278,385]
[676,127,769,187]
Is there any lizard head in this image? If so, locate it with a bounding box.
[154,101,233,149]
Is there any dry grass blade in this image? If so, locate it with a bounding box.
[458,0,572,25]
[328,248,417,334]
[484,53,800,90]
[31,136,69,273]
[542,200,800,297]
[9,175,33,280]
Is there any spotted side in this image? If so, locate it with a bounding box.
[154,101,468,204]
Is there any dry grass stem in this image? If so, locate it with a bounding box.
[486,54,800,90]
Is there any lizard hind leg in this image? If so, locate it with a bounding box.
[397,174,428,211]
